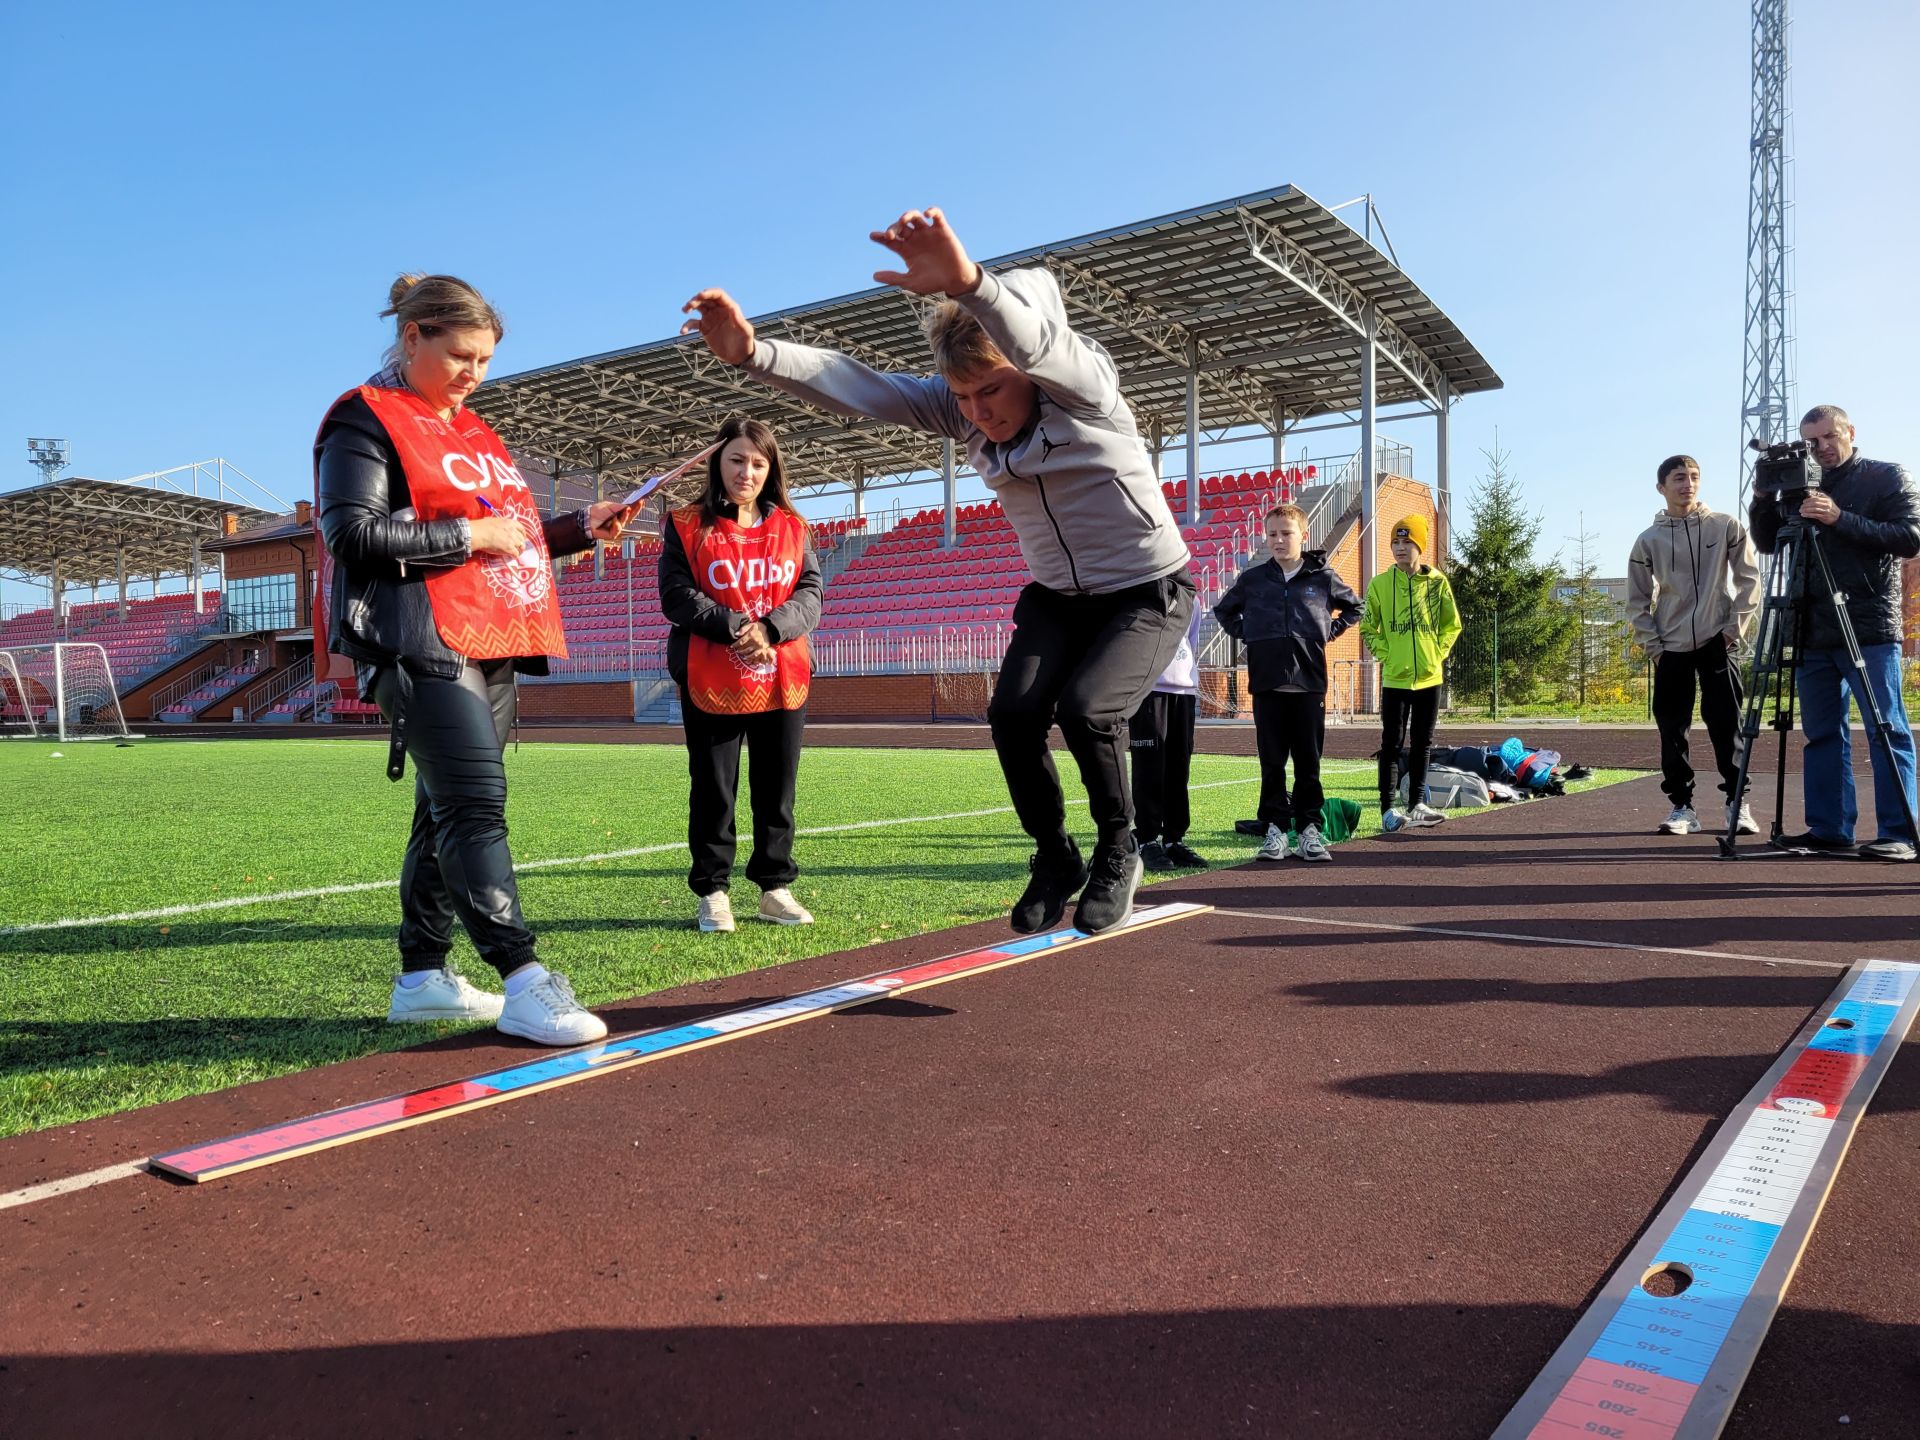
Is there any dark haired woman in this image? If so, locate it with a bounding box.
[660,416,822,932]
[316,273,629,1044]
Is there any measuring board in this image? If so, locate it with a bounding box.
[1492,956,1920,1439]
[150,901,1212,1184]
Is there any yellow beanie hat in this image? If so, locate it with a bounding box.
[1391,513,1430,553]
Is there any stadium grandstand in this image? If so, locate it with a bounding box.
[4,183,1505,729]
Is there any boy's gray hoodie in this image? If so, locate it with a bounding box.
[742,266,1190,595]
[1625,505,1762,658]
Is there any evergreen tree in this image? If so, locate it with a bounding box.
[1562,516,1636,710]
[1444,444,1575,710]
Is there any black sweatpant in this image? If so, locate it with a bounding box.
[373,658,536,979]
[681,695,806,897]
[1252,690,1326,830]
[1379,684,1441,811]
[1129,690,1197,844]
[1653,637,1745,808]
[988,573,1194,854]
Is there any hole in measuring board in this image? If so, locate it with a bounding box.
[1825,1018,1856,1030]
[1640,1261,1694,1298]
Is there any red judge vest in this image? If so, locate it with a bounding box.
[670,503,810,715]
[315,385,567,666]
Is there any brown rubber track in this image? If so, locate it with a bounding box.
[3,776,1917,1438]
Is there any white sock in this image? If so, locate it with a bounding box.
[504,962,549,998]
[397,970,434,990]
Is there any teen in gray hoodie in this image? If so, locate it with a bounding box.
[1626,455,1762,835]
[682,208,1192,936]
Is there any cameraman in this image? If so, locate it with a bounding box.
[1749,404,1920,861]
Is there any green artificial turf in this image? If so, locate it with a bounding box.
[0,737,1640,1136]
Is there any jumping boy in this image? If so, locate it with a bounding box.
[1213,504,1362,862]
[682,208,1192,934]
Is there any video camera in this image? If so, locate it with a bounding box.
[1750,437,1822,512]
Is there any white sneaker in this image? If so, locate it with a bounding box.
[1660,805,1699,835]
[757,887,814,925]
[1257,823,1290,861]
[1297,825,1333,862]
[1727,801,1759,835]
[496,971,608,1047]
[387,969,504,1024]
[1406,802,1448,828]
[697,892,735,932]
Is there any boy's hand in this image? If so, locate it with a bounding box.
[680,289,756,366]
[870,207,981,297]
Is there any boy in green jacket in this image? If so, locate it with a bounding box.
[1360,513,1462,831]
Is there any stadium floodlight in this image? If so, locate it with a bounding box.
[27,437,70,483]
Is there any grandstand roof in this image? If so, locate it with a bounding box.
[471,183,1501,506]
[0,476,279,587]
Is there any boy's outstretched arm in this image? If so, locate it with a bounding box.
[873,207,1120,419]
[681,287,963,439]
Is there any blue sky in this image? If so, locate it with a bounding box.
[3,0,1915,609]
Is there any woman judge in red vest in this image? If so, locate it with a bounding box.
[660,416,822,932]
[316,273,628,1045]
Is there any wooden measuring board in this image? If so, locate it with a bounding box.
[151,901,1212,1184]
[1492,957,1920,1439]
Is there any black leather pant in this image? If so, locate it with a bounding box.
[373,659,537,977]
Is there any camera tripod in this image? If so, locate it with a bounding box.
[1718,514,1920,859]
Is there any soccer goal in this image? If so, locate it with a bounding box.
[0,643,137,742]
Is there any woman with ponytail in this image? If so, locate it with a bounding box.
[659,416,822,932]
[315,273,629,1044]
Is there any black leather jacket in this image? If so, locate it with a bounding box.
[1749,452,1920,650]
[315,392,592,686]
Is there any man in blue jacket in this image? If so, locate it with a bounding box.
[1749,404,1920,861]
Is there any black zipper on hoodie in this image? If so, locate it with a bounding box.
[1003,447,1082,594]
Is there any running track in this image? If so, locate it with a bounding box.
[2,775,1916,1438]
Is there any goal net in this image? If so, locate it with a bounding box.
[0,643,135,741]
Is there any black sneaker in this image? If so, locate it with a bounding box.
[1010,839,1090,934]
[1138,839,1174,873]
[1074,841,1144,934]
[1163,840,1208,867]
[1777,830,1857,854]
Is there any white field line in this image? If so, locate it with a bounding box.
[1206,907,1842,971]
[3,774,1364,937]
[0,1160,151,1211]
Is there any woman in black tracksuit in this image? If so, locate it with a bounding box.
[659,416,822,934]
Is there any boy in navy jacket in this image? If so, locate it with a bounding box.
[1213,504,1363,862]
